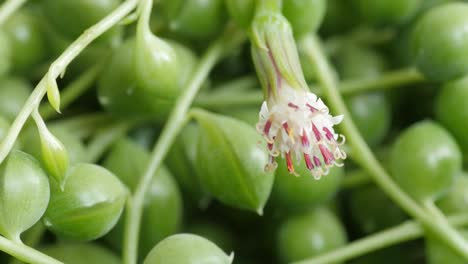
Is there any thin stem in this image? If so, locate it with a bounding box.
[335,67,423,95]
[193,67,423,109]
[291,213,468,264]
[0,0,138,165]
[122,25,244,264]
[85,122,132,163]
[40,62,104,120]
[301,34,468,260]
[0,235,63,264]
[0,0,27,25]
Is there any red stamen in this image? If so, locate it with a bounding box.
[264,120,272,136]
[304,153,314,170]
[267,45,282,90]
[306,103,318,112]
[323,127,334,141]
[288,102,299,110]
[267,142,273,150]
[301,130,310,148]
[319,144,334,165]
[313,156,321,167]
[286,152,294,173]
[312,124,321,141]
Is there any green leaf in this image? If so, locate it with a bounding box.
[0,151,50,242]
[192,109,274,214]
[143,234,233,264]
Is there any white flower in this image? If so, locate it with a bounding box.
[256,85,346,179]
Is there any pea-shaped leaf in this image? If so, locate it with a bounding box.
[0,78,31,121]
[186,220,235,253]
[0,150,50,242]
[44,163,127,241]
[348,180,408,234]
[437,172,468,214]
[192,109,274,214]
[97,37,195,121]
[135,0,196,100]
[103,139,183,257]
[0,30,11,77]
[276,207,347,263]
[390,121,462,202]
[40,242,120,264]
[166,123,209,206]
[271,161,343,211]
[225,0,254,29]
[143,234,233,264]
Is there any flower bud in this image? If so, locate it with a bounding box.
[250,8,346,179]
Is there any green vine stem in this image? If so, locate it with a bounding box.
[0,0,27,25]
[292,213,468,264]
[0,0,138,165]
[122,24,245,264]
[0,235,63,264]
[40,62,105,120]
[301,34,468,260]
[193,67,423,109]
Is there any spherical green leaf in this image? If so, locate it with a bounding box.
[143,234,233,264]
[0,150,50,242]
[283,0,327,36]
[166,123,209,206]
[437,172,468,214]
[348,182,407,234]
[97,38,192,121]
[0,78,31,121]
[0,30,11,77]
[225,0,254,29]
[272,160,343,210]
[276,207,347,263]
[411,2,468,82]
[40,0,122,44]
[436,75,468,156]
[135,32,180,100]
[40,242,120,264]
[390,121,462,202]
[163,0,227,41]
[192,110,274,214]
[44,163,127,241]
[4,10,46,73]
[353,0,422,26]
